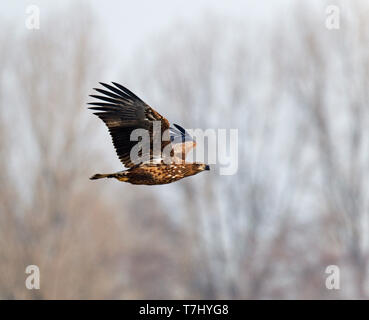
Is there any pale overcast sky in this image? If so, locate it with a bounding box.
[8,0,300,62]
[6,0,337,84]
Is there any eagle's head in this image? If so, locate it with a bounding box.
[192,163,210,172]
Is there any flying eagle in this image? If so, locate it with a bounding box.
[88,82,210,185]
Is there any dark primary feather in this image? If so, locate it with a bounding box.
[173,123,186,134]
[170,123,193,143]
[101,82,135,101]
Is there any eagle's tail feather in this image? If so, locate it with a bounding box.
[90,171,129,182]
[90,173,115,180]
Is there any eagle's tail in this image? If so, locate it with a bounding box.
[90,173,113,180]
[90,172,129,181]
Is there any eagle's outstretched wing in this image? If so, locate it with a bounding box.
[88,82,171,168]
[170,124,197,161]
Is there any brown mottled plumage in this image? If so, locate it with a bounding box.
[88,82,210,185]
[90,163,209,185]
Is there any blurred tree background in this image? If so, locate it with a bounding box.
[1,0,369,299]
